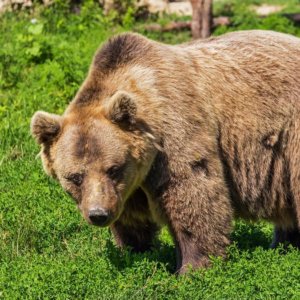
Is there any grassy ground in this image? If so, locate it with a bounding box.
[1,1,300,298]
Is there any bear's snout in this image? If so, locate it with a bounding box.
[88,208,111,227]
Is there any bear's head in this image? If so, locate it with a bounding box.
[31,90,158,227]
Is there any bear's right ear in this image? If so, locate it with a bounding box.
[31,111,62,145]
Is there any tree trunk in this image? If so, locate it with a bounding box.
[190,0,213,39]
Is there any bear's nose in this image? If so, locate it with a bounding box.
[88,208,109,226]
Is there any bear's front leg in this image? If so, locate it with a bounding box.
[110,188,159,252]
[163,176,233,274]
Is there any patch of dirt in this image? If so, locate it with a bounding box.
[252,4,285,17]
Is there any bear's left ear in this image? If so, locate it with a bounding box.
[104,91,137,127]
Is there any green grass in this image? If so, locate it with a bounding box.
[1,1,300,298]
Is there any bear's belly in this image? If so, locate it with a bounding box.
[219,125,297,227]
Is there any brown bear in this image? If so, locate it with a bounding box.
[31,30,300,273]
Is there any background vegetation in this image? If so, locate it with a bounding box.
[1,0,300,298]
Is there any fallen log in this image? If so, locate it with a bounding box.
[143,12,300,33]
[144,16,230,32]
[283,13,300,24]
[144,21,190,32]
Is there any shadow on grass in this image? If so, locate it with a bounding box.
[104,221,274,273]
[231,221,272,250]
[105,237,177,273]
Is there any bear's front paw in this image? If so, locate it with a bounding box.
[177,257,211,275]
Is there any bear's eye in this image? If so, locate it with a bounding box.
[106,165,124,181]
[65,173,84,186]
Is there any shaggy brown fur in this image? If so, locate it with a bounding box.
[31,30,300,273]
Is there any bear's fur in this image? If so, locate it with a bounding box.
[31,30,300,273]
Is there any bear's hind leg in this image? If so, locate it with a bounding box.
[271,226,300,249]
[110,188,159,252]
